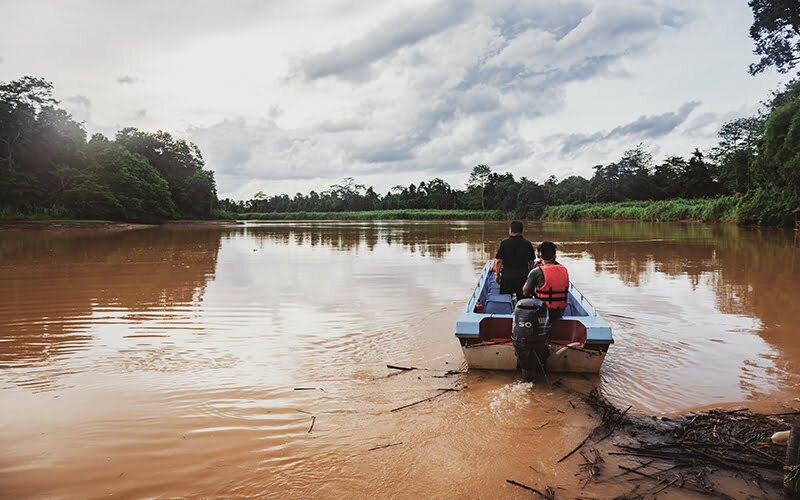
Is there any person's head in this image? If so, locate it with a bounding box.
[535,243,543,259]
[509,220,523,235]
[540,241,557,261]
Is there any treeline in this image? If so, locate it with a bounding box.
[223,81,800,226]
[0,77,219,222]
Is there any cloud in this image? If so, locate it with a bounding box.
[293,0,474,81]
[181,1,699,198]
[63,95,92,123]
[116,75,140,85]
[558,101,701,155]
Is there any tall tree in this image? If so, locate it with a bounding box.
[748,0,800,75]
[467,164,492,209]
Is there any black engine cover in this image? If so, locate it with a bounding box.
[512,298,549,381]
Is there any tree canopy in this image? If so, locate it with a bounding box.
[0,76,216,222]
[748,0,800,75]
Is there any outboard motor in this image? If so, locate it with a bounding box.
[512,298,549,381]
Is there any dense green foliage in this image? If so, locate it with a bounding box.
[238,209,507,220]
[0,77,217,222]
[542,198,740,222]
[748,0,800,75]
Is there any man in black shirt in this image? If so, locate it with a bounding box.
[494,220,535,303]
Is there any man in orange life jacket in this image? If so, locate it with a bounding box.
[523,241,569,320]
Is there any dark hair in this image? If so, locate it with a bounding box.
[540,241,557,260]
[510,220,523,233]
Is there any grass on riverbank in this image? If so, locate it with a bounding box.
[237,209,508,220]
[235,198,743,223]
[541,197,740,222]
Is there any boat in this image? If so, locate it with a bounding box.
[455,260,613,373]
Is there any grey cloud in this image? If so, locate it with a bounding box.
[133,109,147,119]
[295,0,474,80]
[354,149,414,163]
[608,101,701,138]
[116,75,140,85]
[558,101,701,155]
[63,95,92,123]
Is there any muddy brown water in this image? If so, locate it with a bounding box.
[1,220,798,498]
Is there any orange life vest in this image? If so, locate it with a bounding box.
[534,263,569,310]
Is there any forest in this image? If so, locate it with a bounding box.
[2,1,799,226]
[0,77,219,223]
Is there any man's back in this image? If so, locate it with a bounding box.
[496,235,533,273]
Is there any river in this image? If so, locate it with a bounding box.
[1,220,798,498]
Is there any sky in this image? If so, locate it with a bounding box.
[0,0,791,200]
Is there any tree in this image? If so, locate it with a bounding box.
[467,164,492,209]
[748,0,800,75]
[712,116,765,193]
[426,178,452,209]
[116,127,216,218]
[681,149,717,198]
[758,97,800,191]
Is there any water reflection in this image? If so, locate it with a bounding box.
[0,228,225,389]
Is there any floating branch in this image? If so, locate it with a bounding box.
[386,364,417,371]
[368,442,403,452]
[505,479,550,498]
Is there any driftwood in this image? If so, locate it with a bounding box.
[570,388,797,499]
[506,480,553,498]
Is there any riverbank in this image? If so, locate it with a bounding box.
[0,220,241,231]
[234,196,772,224]
[235,201,727,222]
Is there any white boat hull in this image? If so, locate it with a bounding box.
[461,344,607,374]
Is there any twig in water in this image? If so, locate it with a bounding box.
[557,431,594,463]
[307,415,315,433]
[390,388,458,412]
[596,404,632,443]
[600,460,653,483]
[386,364,416,371]
[569,400,576,409]
[368,442,403,451]
[506,479,548,498]
[294,387,323,391]
[617,464,660,481]
[534,421,550,430]
[295,409,312,415]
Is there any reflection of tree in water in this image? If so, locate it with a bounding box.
[0,228,224,369]
[244,221,495,260]
[550,222,799,365]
